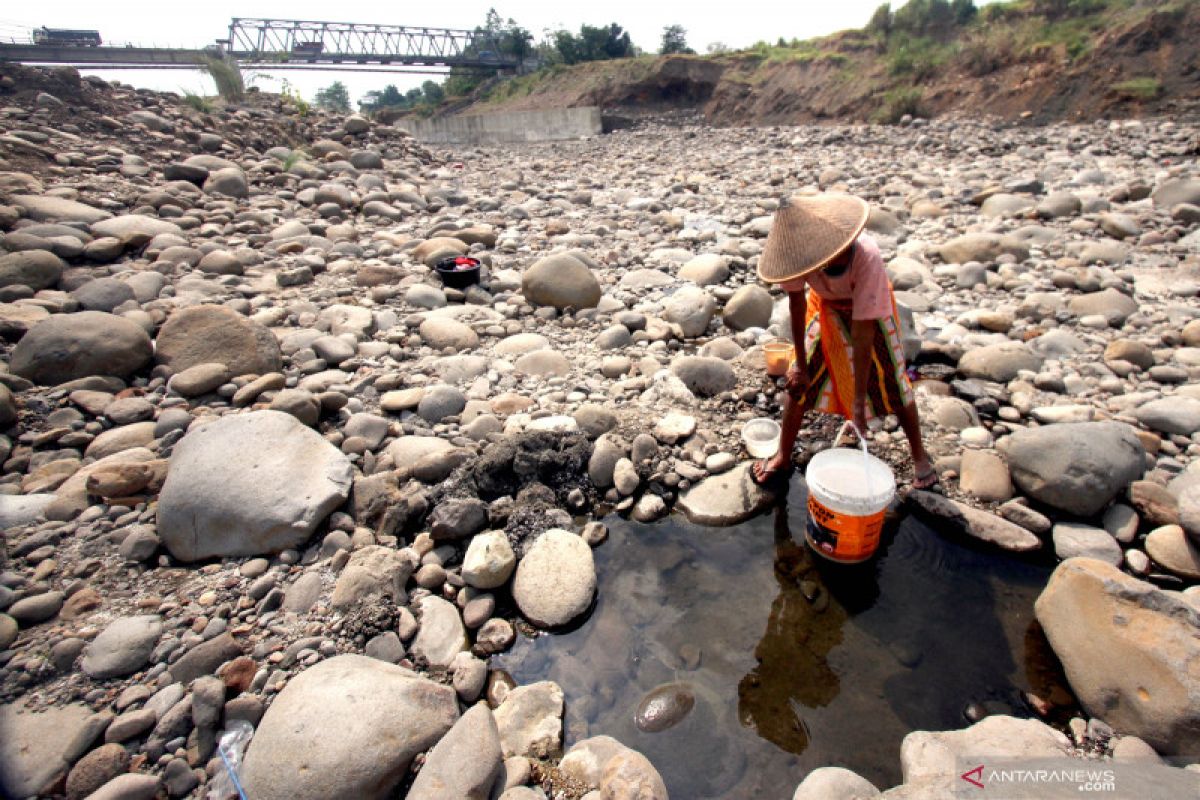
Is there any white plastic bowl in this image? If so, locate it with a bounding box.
[742,418,781,459]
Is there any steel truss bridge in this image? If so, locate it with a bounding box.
[0,17,520,72]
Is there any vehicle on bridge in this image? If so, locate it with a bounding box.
[32,27,103,47]
[291,41,324,62]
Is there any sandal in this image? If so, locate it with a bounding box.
[751,458,792,487]
[912,466,940,491]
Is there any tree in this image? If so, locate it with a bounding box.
[660,24,693,55]
[314,81,350,113]
[421,80,445,105]
[867,3,894,37]
[360,84,406,112]
[951,0,977,25]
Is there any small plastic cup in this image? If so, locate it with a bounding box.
[763,340,795,377]
[742,418,781,459]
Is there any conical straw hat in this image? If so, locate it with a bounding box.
[756,194,870,284]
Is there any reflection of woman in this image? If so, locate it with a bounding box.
[737,514,843,755]
[751,194,935,489]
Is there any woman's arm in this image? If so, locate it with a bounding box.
[851,318,874,433]
[786,290,809,399]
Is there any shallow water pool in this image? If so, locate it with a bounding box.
[496,479,1073,798]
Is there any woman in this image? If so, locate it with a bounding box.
[751,193,936,489]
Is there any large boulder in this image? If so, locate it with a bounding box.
[1035,558,1200,755]
[936,233,1029,264]
[0,250,64,290]
[957,341,1042,382]
[155,304,282,377]
[521,252,602,309]
[0,701,95,798]
[999,422,1144,517]
[157,411,352,561]
[241,655,458,800]
[10,312,152,385]
[678,463,776,525]
[512,529,596,628]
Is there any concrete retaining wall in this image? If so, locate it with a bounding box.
[405,107,601,145]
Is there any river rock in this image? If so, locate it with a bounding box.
[11,193,112,224]
[635,682,695,733]
[81,615,162,679]
[897,715,1069,793]
[601,749,670,800]
[957,341,1042,382]
[1152,178,1200,209]
[679,253,729,285]
[1133,397,1200,436]
[82,774,161,800]
[462,530,517,589]
[157,411,352,560]
[494,681,564,759]
[958,449,1013,502]
[522,252,601,309]
[241,654,458,800]
[11,311,152,384]
[999,422,1144,517]
[91,214,182,244]
[1144,524,1200,580]
[0,701,93,799]
[420,317,478,350]
[513,529,596,628]
[936,233,1028,264]
[792,767,880,800]
[0,250,64,290]
[723,284,774,330]
[1035,558,1200,754]
[669,355,736,397]
[1068,288,1138,325]
[331,545,416,608]
[1051,522,1122,566]
[664,285,716,337]
[677,463,775,525]
[411,595,468,668]
[908,491,1040,552]
[406,703,503,800]
[155,304,282,376]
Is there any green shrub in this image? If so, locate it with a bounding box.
[872,87,926,123]
[888,38,951,81]
[201,56,244,100]
[1112,76,1162,100]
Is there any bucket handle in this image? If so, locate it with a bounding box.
[834,421,875,496]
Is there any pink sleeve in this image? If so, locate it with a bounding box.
[850,237,893,320]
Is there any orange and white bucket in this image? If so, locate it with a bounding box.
[804,423,896,564]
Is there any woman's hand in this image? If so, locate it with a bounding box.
[785,364,808,400]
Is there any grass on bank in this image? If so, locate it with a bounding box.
[1112,76,1162,100]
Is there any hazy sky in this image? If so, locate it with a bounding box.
[0,1,994,105]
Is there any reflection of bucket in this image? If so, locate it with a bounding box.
[763,340,795,377]
[804,424,895,563]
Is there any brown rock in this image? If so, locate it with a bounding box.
[86,463,154,498]
[59,587,102,620]
[1129,480,1180,527]
[65,743,129,800]
[1144,524,1200,580]
[219,656,257,695]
